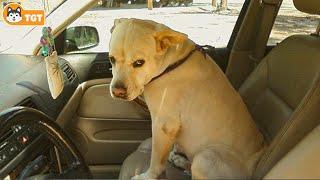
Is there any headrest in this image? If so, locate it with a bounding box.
[293,0,320,15]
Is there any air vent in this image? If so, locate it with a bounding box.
[0,129,13,150]
[62,63,76,82]
[18,98,38,109]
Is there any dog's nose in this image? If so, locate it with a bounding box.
[112,85,127,98]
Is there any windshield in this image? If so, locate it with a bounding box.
[0,0,66,52]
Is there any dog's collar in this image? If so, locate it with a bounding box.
[149,45,205,83]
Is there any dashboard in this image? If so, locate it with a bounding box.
[0,54,79,178]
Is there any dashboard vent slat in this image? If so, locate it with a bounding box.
[62,63,76,82]
[0,129,13,150]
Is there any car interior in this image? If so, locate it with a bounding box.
[0,0,319,179]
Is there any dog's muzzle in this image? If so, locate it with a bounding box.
[111,84,127,99]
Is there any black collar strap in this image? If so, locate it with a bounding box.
[149,44,205,83]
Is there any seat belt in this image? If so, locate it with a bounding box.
[250,0,282,67]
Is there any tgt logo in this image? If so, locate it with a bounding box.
[2,3,45,26]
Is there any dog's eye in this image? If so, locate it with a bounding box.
[133,59,145,68]
[109,57,116,65]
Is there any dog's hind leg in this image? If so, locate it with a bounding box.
[191,146,249,179]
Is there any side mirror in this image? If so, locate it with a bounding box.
[63,26,99,53]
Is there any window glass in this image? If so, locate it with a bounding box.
[268,0,319,45]
[67,0,245,53]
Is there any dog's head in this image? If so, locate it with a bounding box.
[6,7,22,23]
[109,18,188,101]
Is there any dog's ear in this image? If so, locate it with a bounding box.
[16,7,21,13]
[7,7,12,13]
[153,29,188,54]
[110,18,129,33]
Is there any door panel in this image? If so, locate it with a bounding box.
[56,27,150,177]
[75,83,151,164]
[76,117,151,164]
[78,84,148,119]
[57,79,151,167]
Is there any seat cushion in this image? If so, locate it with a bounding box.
[118,138,152,180]
[119,138,190,180]
[264,124,320,179]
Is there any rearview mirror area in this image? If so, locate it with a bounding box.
[63,26,99,54]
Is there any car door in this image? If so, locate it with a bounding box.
[54,21,152,178]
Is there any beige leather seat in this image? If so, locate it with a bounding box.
[119,1,320,179]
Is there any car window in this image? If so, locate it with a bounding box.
[268,0,319,45]
[65,0,245,53]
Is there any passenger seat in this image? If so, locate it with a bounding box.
[119,0,320,179]
[240,28,320,179]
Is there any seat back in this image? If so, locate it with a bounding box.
[238,1,320,176]
[239,35,320,142]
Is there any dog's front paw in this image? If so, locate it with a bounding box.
[131,173,149,180]
[131,170,161,180]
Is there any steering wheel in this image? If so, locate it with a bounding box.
[0,107,91,179]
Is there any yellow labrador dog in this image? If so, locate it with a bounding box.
[109,18,265,179]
